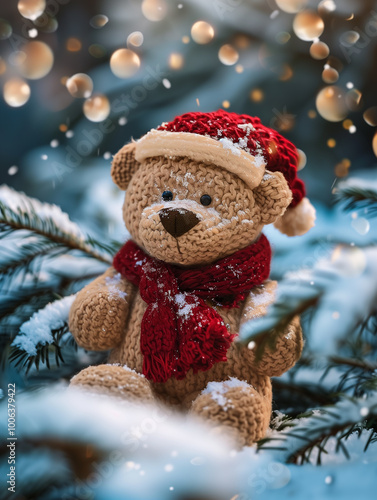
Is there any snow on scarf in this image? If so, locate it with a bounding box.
[113,236,271,383]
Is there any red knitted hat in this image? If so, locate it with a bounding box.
[135,110,315,236]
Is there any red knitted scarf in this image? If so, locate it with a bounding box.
[113,235,271,383]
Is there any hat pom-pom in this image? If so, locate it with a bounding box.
[274,197,316,237]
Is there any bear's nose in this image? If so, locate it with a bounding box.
[159,208,200,238]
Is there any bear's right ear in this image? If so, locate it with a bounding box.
[111,141,140,190]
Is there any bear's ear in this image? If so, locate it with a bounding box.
[253,171,292,225]
[111,141,140,190]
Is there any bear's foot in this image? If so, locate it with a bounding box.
[190,378,270,447]
[70,364,154,402]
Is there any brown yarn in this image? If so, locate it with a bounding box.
[190,382,270,446]
[255,172,293,224]
[70,364,154,401]
[123,156,291,266]
[69,267,135,351]
[69,155,302,446]
[111,142,139,191]
[70,276,303,446]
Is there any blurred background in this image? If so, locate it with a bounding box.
[1,0,377,244]
[2,3,377,498]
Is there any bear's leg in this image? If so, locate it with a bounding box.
[190,378,271,447]
[70,364,154,402]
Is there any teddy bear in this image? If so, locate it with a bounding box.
[69,110,316,446]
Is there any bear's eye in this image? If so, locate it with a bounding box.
[162,190,173,202]
[200,194,212,206]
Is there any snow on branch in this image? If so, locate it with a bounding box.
[239,246,377,356]
[0,388,240,500]
[259,392,377,464]
[10,295,76,370]
[0,185,113,263]
[12,295,76,356]
[336,177,377,217]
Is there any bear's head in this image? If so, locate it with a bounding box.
[111,111,315,267]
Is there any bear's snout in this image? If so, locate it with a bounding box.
[159,208,200,238]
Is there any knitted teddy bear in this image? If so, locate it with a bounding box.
[69,110,315,446]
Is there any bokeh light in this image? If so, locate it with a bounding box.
[335,158,351,177]
[83,94,111,122]
[169,53,184,70]
[340,31,360,47]
[110,48,141,78]
[363,107,377,126]
[276,0,308,13]
[250,88,264,102]
[346,88,362,111]
[89,14,109,29]
[66,38,82,52]
[322,65,339,84]
[191,21,214,44]
[3,78,31,107]
[293,11,324,41]
[318,0,336,14]
[18,41,54,80]
[17,0,46,21]
[66,73,93,98]
[127,31,144,47]
[141,0,168,22]
[297,149,307,170]
[316,86,348,122]
[373,132,377,158]
[218,44,239,66]
[310,41,329,60]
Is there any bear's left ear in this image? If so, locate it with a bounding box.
[111,141,140,190]
[253,171,292,225]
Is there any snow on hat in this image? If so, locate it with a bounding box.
[135,110,315,236]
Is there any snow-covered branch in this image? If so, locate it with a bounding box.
[0,185,113,264]
[259,392,377,464]
[239,246,377,357]
[10,296,76,371]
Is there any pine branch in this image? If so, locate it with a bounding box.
[9,325,69,373]
[0,286,61,318]
[0,234,61,274]
[258,393,377,464]
[0,449,74,500]
[239,247,377,358]
[0,185,113,264]
[0,242,67,299]
[272,378,336,407]
[329,356,377,372]
[9,295,77,372]
[238,270,324,345]
[0,293,55,336]
[0,187,115,334]
[335,178,377,217]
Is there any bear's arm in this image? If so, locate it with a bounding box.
[239,280,304,377]
[69,267,134,351]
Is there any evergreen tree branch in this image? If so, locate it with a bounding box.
[240,247,377,360]
[258,394,377,464]
[0,185,114,264]
[0,235,61,274]
[272,378,336,406]
[9,295,77,373]
[329,356,377,372]
[335,178,377,217]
